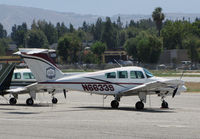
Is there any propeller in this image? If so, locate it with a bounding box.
[63,89,67,99]
[172,70,184,98]
[172,87,178,98]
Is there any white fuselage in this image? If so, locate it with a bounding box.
[38,67,176,96]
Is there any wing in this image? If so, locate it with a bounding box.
[118,81,169,96]
[6,83,39,94]
[6,87,28,94]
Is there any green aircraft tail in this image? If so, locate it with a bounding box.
[0,63,15,96]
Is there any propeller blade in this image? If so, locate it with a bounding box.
[63,89,66,99]
[172,87,178,98]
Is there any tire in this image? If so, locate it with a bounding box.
[9,98,17,105]
[161,101,168,108]
[111,100,119,109]
[26,98,34,106]
[135,101,144,110]
[52,97,58,104]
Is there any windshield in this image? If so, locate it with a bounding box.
[143,68,154,78]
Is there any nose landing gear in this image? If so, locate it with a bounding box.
[161,100,168,108]
[52,97,58,104]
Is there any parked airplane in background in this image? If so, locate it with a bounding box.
[0,63,62,105]
[7,68,62,105]
[11,68,36,88]
[15,48,187,110]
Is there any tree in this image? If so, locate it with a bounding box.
[117,16,123,29]
[93,18,103,41]
[34,20,58,45]
[69,23,75,33]
[57,34,81,63]
[161,20,192,49]
[0,23,7,38]
[123,37,138,61]
[152,7,165,36]
[183,35,200,66]
[91,41,107,64]
[82,21,89,32]
[0,39,8,55]
[101,17,116,49]
[82,51,97,64]
[56,22,69,38]
[26,29,48,48]
[11,23,27,47]
[124,31,163,63]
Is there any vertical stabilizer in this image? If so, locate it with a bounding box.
[15,48,64,82]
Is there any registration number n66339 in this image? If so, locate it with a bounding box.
[82,84,114,91]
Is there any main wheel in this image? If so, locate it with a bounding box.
[9,97,17,105]
[52,97,58,104]
[26,98,34,106]
[111,100,119,109]
[161,101,168,108]
[135,101,144,110]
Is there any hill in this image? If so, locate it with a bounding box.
[1,4,200,33]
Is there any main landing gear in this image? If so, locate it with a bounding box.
[135,101,144,110]
[135,92,146,110]
[111,100,119,109]
[26,98,34,106]
[9,97,17,105]
[111,96,120,109]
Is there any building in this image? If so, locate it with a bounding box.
[102,50,128,63]
[159,49,190,64]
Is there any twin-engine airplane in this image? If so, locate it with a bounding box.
[15,48,186,110]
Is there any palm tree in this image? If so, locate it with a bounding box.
[152,7,165,36]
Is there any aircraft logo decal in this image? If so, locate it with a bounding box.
[46,67,56,79]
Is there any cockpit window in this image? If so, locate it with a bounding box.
[12,73,21,79]
[130,71,145,79]
[105,72,116,78]
[143,68,154,78]
[130,71,137,79]
[23,72,35,79]
[118,71,128,78]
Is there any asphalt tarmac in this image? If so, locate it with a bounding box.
[0,92,200,139]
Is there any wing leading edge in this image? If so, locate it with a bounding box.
[118,81,176,96]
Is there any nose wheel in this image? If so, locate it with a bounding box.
[52,97,58,104]
[135,101,144,110]
[161,100,168,108]
[111,100,119,109]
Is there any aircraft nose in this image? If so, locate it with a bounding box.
[179,85,187,92]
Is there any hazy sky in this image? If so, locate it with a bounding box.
[0,0,199,16]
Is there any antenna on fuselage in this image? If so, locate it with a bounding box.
[180,70,185,80]
[114,59,122,67]
[77,64,86,72]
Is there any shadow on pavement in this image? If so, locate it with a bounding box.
[74,106,176,113]
[0,103,53,107]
